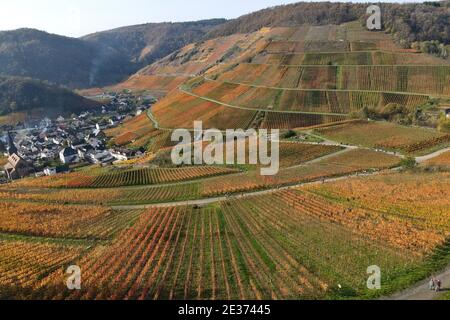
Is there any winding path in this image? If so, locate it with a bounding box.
[416,147,450,164]
[179,86,348,116]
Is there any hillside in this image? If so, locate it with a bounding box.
[0,20,225,89]
[82,19,226,69]
[0,29,97,88]
[1,8,450,301]
[207,1,450,53]
[1,2,448,90]
[0,76,100,117]
[113,21,449,137]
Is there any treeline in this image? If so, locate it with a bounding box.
[207,2,365,37]
[380,1,450,57]
[0,76,99,116]
[208,1,450,57]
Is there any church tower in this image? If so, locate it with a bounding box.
[7,132,18,156]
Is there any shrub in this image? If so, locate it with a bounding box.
[400,157,418,170]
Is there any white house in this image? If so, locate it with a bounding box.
[59,147,79,164]
[88,150,115,165]
[110,148,141,162]
[43,167,57,176]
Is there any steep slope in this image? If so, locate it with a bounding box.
[146,22,450,132]
[207,2,450,51]
[0,20,226,89]
[82,19,226,67]
[0,76,100,117]
[0,29,97,88]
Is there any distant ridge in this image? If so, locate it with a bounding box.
[0,20,226,88]
[0,76,100,117]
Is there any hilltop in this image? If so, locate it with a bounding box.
[207,1,450,53]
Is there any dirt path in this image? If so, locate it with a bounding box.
[111,170,383,210]
[384,266,450,300]
[416,147,450,164]
[180,87,348,116]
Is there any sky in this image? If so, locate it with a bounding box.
[0,0,426,38]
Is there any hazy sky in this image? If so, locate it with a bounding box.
[0,0,425,38]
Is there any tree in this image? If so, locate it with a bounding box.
[400,157,418,170]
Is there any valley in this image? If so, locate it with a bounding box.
[0,1,450,301]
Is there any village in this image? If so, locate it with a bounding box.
[0,91,154,183]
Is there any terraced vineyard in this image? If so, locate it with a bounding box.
[152,91,258,130]
[315,121,450,154]
[190,80,429,114]
[260,112,347,129]
[10,165,239,189]
[63,166,238,188]
[2,19,450,301]
[306,171,450,233]
[0,149,400,205]
[216,64,450,95]
[253,51,450,66]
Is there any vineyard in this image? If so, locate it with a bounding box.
[424,151,450,168]
[112,75,191,94]
[217,64,450,95]
[2,20,450,301]
[189,80,429,114]
[45,166,239,189]
[0,201,141,239]
[22,202,421,299]
[260,112,347,129]
[306,171,450,233]
[105,113,156,146]
[252,51,450,66]
[152,91,257,130]
[315,121,450,154]
[200,149,400,197]
[0,240,87,299]
[0,149,400,206]
[4,171,448,300]
[84,166,238,188]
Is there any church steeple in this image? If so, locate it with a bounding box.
[7,132,18,156]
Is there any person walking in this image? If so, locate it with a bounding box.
[429,278,435,291]
[435,279,441,293]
